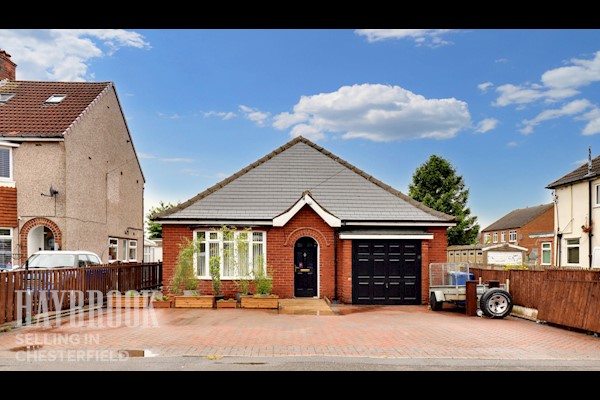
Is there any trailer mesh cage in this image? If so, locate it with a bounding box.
[429,262,471,287]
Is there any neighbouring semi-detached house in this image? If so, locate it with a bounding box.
[480,203,554,266]
[546,152,600,268]
[154,136,455,305]
[0,49,145,266]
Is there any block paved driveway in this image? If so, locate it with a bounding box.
[1,305,600,361]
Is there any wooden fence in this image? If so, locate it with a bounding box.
[0,262,162,325]
[471,266,600,333]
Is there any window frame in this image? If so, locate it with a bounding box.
[595,184,600,207]
[0,145,13,181]
[0,227,13,269]
[128,240,137,262]
[44,94,67,104]
[509,230,517,242]
[541,242,552,266]
[108,237,119,262]
[193,229,266,280]
[501,231,506,243]
[483,233,490,243]
[566,238,580,265]
[0,93,15,104]
[493,232,498,243]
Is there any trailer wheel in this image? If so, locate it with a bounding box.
[479,288,513,319]
[430,292,443,311]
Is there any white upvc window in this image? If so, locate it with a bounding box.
[541,242,552,265]
[194,230,266,279]
[108,238,119,262]
[501,231,506,243]
[121,239,128,261]
[483,233,490,243]
[493,232,498,243]
[596,184,600,206]
[0,146,12,181]
[566,238,580,265]
[509,230,517,242]
[129,240,137,261]
[0,228,13,269]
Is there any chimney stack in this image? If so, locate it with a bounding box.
[0,50,16,81]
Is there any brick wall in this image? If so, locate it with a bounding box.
[267,205,335,299]
[161,224,193,294]
[422,227,449,304]
[0,187,17,227]
[336,237,353,303]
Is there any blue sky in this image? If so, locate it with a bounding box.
[2,29,600,231]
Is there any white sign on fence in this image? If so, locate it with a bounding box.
[487,251,523,265]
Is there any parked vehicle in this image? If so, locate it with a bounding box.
[429,262,513,319]
[22,250,101,269]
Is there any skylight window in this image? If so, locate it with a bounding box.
[0,93,15,103]
[44,94,66,104]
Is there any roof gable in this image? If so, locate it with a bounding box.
[482,203,553,231]
[156,136,454,224]
[0,80,110,137]
[547,154,600,189]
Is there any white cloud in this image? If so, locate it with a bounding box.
[580,107,600,135]
[474,118,499,133]
[214,172,230,179]
[494,51,600,108]
[159,158,194,163]
[573,158,588,165]
[158,112,182,120]
[138,152,156,160]
[478,82,494,93]
[355,29,457,47]
[507,141,519,147]
[520,99,591,134]
[541,51,600,89]
[272,83,471,142]
[180,168,201,177]
[203,111,237,120]
[495,58,509,64]
[0,29,149,81]
[239,105,271,127]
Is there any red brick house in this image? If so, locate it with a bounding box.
[480,203,554,266]
[154,137,454,305]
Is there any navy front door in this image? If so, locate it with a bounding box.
[294,237,318,297]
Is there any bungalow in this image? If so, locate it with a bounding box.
[153,137,455,305]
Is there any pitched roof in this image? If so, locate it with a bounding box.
[546,154,600,189]
[156,136,455,223]
[0,80,110,137]
[482,203,553,232]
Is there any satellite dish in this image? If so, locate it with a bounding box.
[41,184,59,197]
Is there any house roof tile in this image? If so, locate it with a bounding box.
[156,136,455,223]
[482,203,553,232]
[546,154,600,189]
[0,80,110,136]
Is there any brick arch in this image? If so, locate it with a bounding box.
[20,218,63,263]
[284,227,330,247]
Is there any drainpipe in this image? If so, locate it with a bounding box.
[589,180,593,269]
[333,228,338,301]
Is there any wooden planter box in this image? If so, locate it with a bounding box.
[240,295,279,309]
[174,295,215,308]
[216,300,238,309]
[109,295,150,308]
[151,299,173,308]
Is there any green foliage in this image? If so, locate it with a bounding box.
[169,238,198,294]
[408,154,480,246]
[253,263,273,295]
[234,277,251,295]
[146,201,177,239]
[153,294,170,301]
[502,263,529,271]
[209,254,221,296]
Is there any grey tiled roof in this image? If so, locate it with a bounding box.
[546,154,600,188]
[482,203,553,232]
[156,137,454,223]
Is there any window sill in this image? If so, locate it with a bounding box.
[0,180,15,188]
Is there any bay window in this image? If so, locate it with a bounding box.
[194,229,265,279]
[0,228,12,268]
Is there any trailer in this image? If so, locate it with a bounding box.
[429,262,513,319]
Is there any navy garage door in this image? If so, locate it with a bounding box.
[352,240,422,305]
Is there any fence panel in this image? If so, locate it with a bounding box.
[0,262,162,325]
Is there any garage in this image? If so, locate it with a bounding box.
[352,239,422,305]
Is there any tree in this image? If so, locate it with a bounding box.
[408,155,480,245]
[146,201,176,239]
